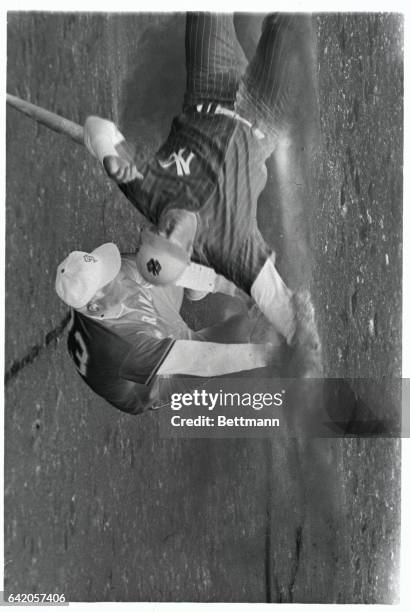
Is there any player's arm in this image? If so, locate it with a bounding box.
[83,116,142,183]
[177,263,253,306]
[119,332,278,383]
[157,340,276,377]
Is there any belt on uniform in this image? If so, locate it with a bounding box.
[195,103,265,140]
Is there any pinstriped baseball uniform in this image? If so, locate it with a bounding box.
[119,13,315,295]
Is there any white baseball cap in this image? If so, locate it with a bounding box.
[55,243,121,309]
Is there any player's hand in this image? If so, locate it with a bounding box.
[103,155,143,184]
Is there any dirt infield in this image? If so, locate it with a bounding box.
[5,13,402,602]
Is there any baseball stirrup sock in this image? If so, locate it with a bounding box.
[251,258,296,343]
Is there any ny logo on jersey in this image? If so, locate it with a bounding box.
[158,148,195,176]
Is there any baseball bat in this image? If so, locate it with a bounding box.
[6,93,84,145]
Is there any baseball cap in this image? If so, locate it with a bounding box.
[55,243,122,309]
[136,228,190,286]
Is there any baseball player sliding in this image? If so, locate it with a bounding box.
[83,12,323,377]
[55,243,283,414]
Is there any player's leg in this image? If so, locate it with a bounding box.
[183,12,247,109]
[195,312,283,355]
[235,13,319,148]
[237,14,320,291]
[248,244,323,377]
[250,254,296,343]
[233,13,266,63]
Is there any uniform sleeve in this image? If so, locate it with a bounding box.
[119,333,176,385]
[118,178,156,224]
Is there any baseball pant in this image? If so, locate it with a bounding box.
[184,13,247,110]
[183,12,318,340]
[184,12,317,152]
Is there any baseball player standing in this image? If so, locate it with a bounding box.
[83,13,322,376]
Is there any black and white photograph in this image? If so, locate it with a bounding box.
[3,1,406,605]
